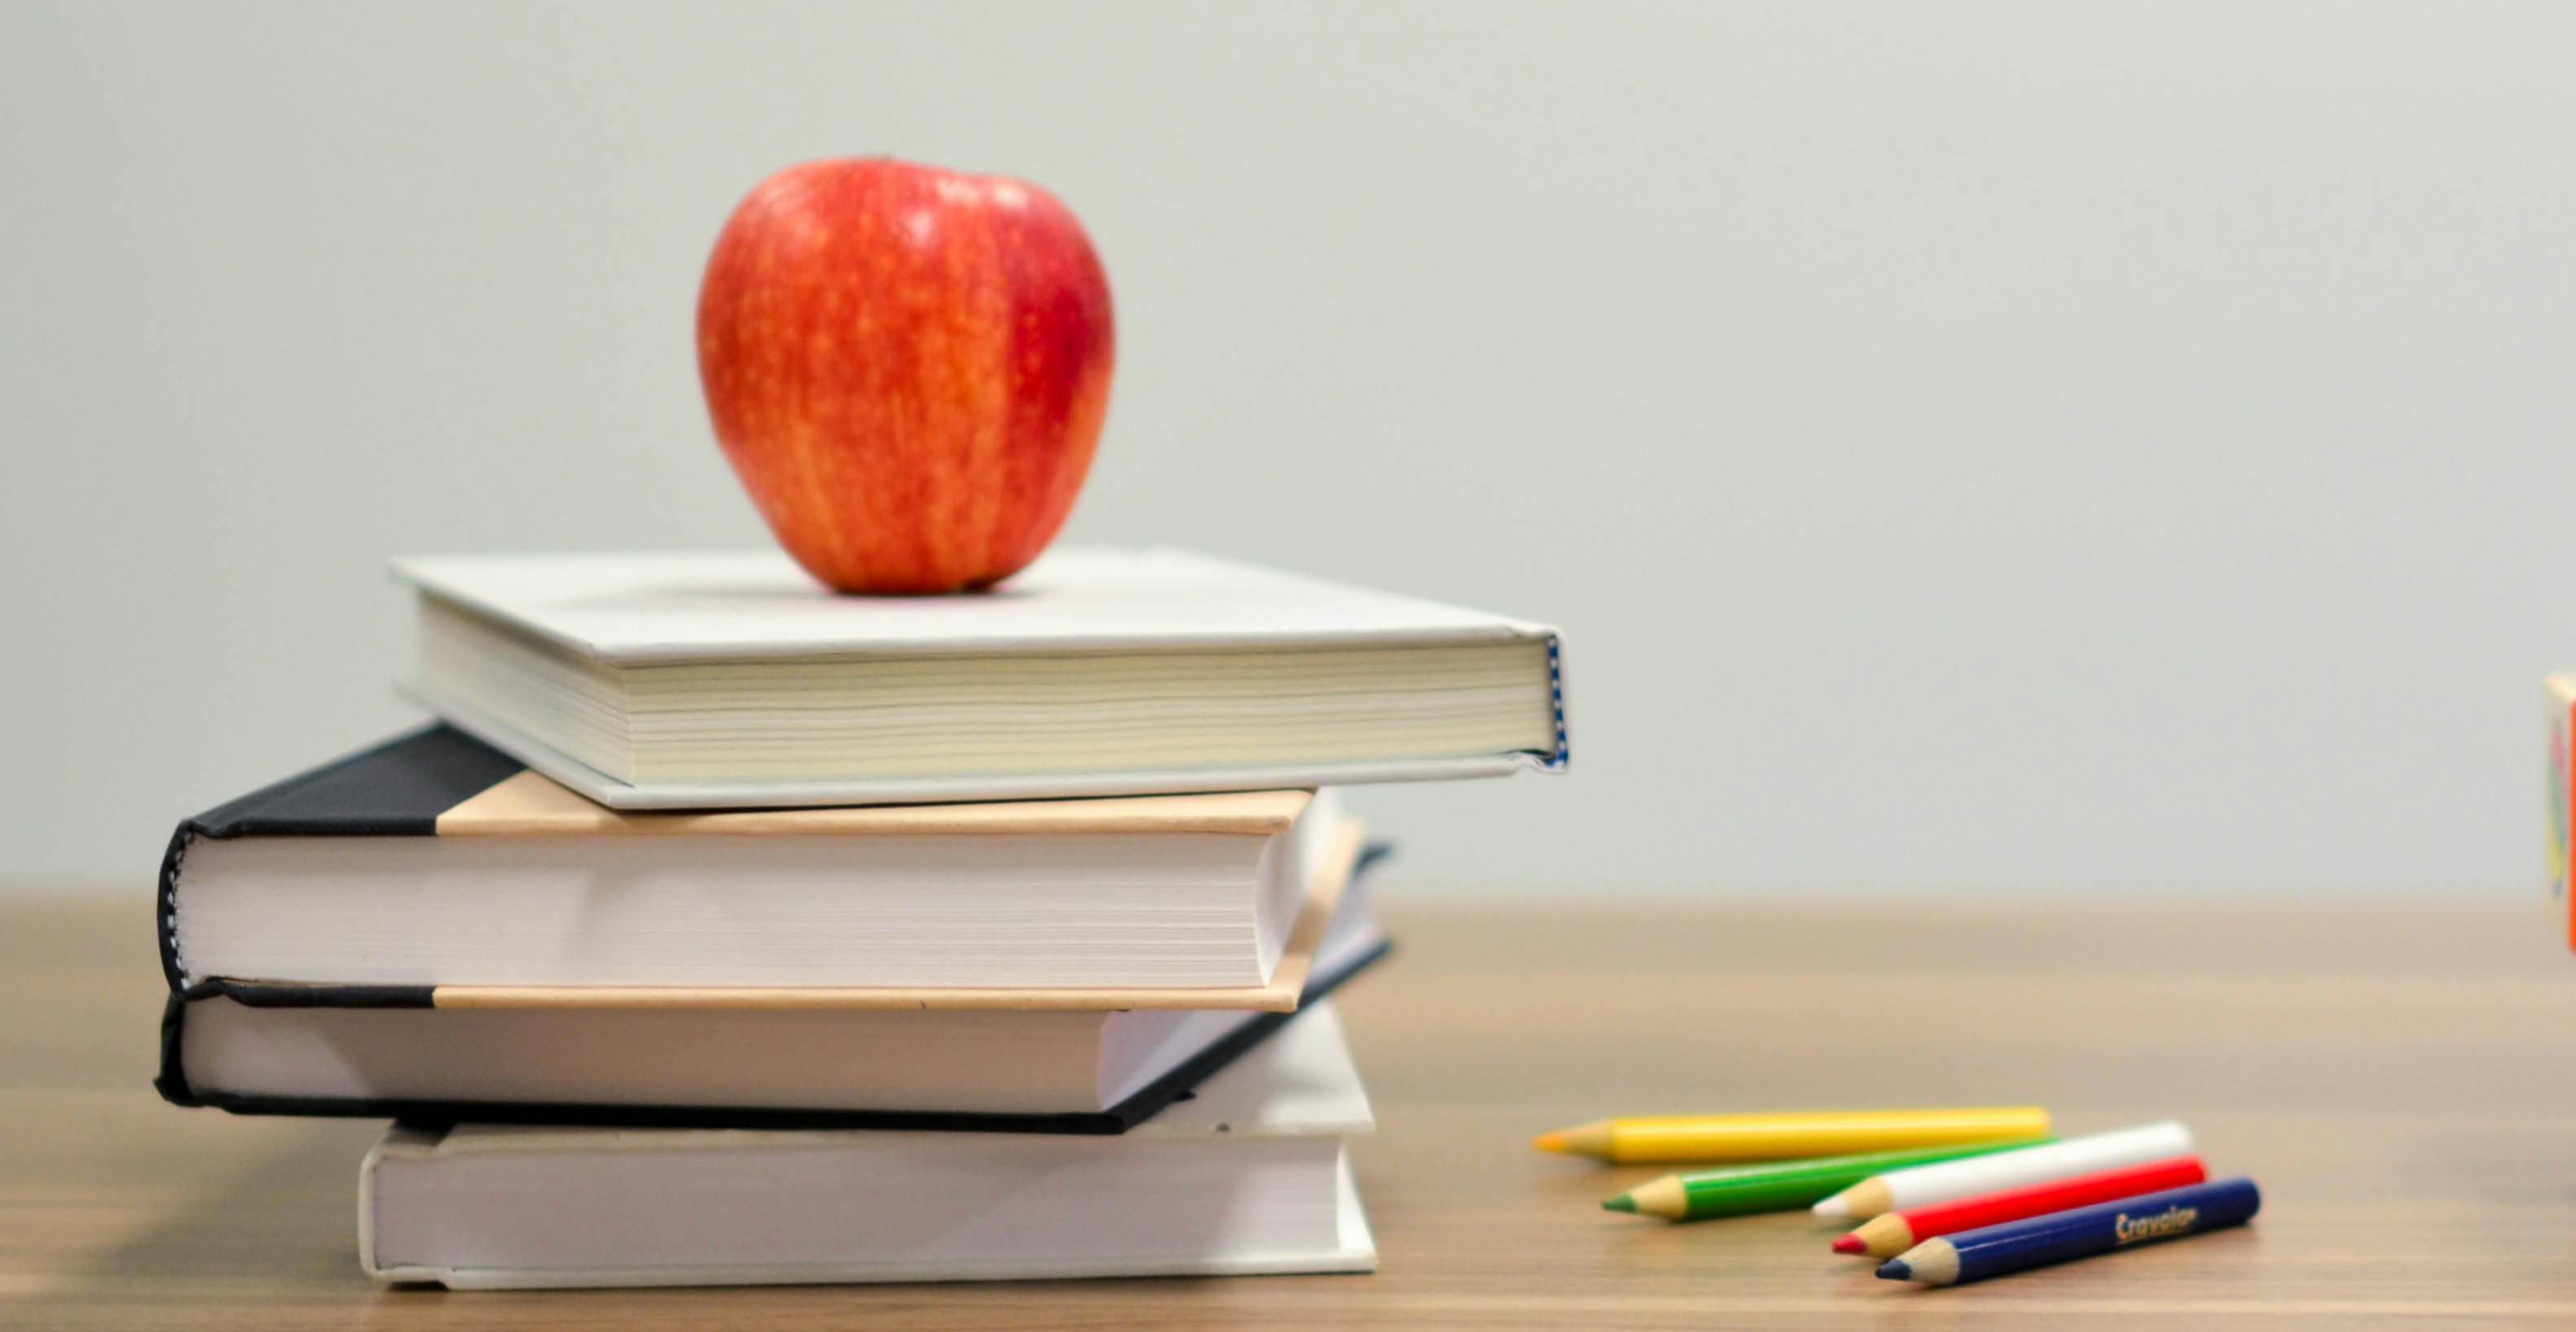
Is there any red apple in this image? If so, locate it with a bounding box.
[696,158,1114,593]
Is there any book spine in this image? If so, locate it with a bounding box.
[156,824,192,991]
[1545,631,1572,770]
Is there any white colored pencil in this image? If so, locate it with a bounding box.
[1810,1121,2194,1220]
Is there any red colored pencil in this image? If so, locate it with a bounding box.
[1831,1155,2209,1259]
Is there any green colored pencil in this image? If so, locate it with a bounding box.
[1602,1138,2054,1221]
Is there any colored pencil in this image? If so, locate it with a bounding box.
[1604,1138,2055,1220]
[1812,1120,2191,1219]
[1877,1176,2261,1286]
[1832,1155,2208,1257]
[1532,1107,2051,1165]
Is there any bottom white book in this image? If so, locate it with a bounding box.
[360,1003,1377,1289]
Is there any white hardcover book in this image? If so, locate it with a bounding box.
[394,547,1567,808]
[360,1004,1378,1289]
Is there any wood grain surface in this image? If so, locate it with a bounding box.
[7,891,2574,1330]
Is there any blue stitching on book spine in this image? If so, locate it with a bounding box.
[1546,635,1570,768]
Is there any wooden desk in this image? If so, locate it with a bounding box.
[7,893,2574,1330]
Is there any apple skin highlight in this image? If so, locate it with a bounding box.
[697,158,1115,594]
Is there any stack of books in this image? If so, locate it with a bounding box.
[154,547,1566,1288]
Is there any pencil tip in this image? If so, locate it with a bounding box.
[1811,1196,1848,1218]
[1532,1131,1569,1154]
[1831,1235,1866,1255]
[1602,1195,1636,1213]
[1875,1259,1912,1281]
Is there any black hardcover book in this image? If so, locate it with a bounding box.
[154,726,1392,1134]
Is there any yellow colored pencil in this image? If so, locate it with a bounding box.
[1532,1107,2051,1165]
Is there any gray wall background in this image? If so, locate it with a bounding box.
[4,2,2569,894]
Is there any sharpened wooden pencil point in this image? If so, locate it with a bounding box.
[1621,1175,1689,1219]
[1601,1194,1636,1213]
[1876,1259,1912,1281]
[1816,1177,1894,1219]
[1532,1121,1615,1159]
[1843,1212,1916,1259]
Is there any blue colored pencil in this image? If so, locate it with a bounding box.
[1875,1177,2261,1286]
